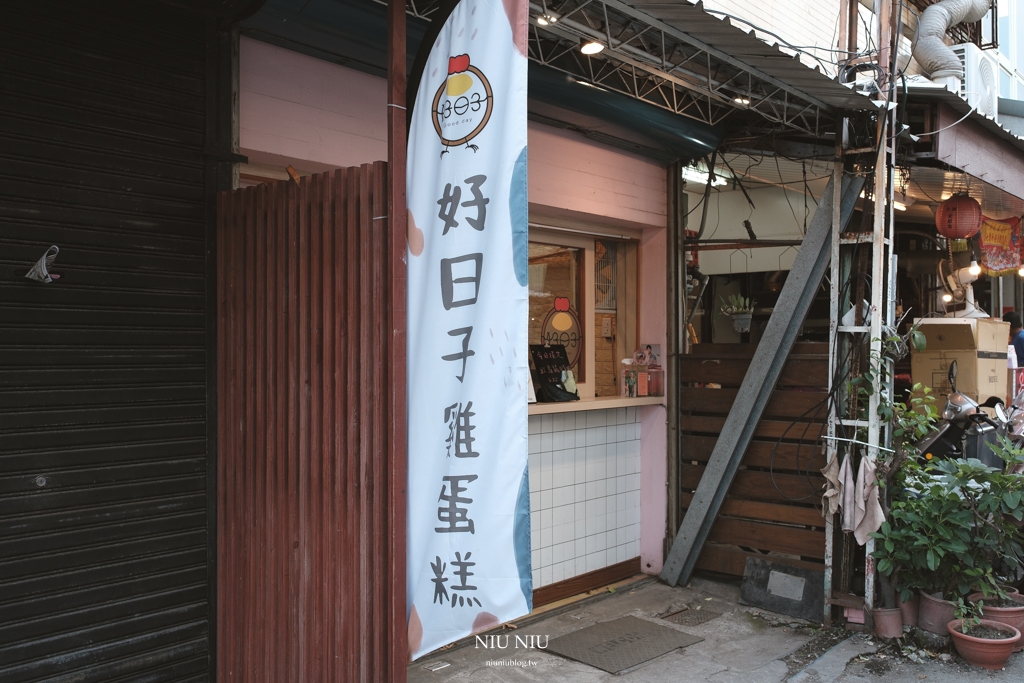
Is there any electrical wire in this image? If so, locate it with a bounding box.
[914,105,978,137]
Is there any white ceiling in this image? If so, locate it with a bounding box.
[700,153,1024,224]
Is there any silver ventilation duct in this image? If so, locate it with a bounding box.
[912,0,990,79]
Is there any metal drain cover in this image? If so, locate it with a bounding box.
[662,608,723,626]
[545,616,703,674]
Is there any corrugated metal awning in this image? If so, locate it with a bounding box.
[523,0,876,137]
[625,0,876,112]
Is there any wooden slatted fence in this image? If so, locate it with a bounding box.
[216,163,403,683]
[677,343,829,577]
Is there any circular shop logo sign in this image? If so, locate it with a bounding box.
[541,297,582,369]
[432,54,493,150]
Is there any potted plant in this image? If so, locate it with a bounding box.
[718,294,754,333]
[855,323,935,635]
[948,598,1021,669]
[875,444,1024,635]
[968,590,1024,652]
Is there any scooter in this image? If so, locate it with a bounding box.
[914,360,1006,469]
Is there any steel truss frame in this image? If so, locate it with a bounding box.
[390,0,835,136]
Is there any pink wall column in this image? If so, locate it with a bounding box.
[639,226,668,575]
[239,37,388,170]
[528,122,667,228]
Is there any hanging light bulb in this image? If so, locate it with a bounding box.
[969,260,981,276]
[1019,265,1024,277]
[942,293,954,303]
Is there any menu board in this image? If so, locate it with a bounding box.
[529,344,573,396]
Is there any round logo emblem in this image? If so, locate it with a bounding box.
[432,54,493,151]
[541,297,583,369]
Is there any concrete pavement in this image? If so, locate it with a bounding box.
[407,575,1024,682]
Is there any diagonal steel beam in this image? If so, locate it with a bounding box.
[660,172,865,588]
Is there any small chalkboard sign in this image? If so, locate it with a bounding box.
[529,344,579,402]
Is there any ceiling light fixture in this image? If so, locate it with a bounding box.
[536,15,549,24]
[681,166,727,186]
[733,97,750,105]
[580,39,604,55]
[859,191,912,211]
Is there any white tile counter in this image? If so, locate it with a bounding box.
[528,407,642,589]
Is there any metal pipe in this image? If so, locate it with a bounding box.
[694,150,718,241]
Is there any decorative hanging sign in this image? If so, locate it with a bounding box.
[405,0,530,661]
[979,216,1022,275]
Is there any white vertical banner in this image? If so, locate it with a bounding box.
[405,0,531,661]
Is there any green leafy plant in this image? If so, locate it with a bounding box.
[853,321,937,608]
[954,597,983,635]
[873,450,1024,605]
[718,293,754,315]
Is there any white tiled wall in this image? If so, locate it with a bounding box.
[528,407,642,589]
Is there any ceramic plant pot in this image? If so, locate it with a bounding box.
[898,592,919,628]
[873,607,903,639]
[918,591,956,635]
[729,313,752,333]
[947,619,1021,670]
[969,592,1024,652]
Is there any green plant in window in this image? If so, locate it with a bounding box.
[718,294,754,315]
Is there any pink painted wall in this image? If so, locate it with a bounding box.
[639,226,668,575]
[238,39,672,575]
[528,122,667,229]
[527,123,670,572]
[239,36,388,169]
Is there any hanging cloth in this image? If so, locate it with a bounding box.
[839,454,857,533]
[820,451,842,518]
[853,457,885,546]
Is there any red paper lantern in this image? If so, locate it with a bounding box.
[935,194,983,239]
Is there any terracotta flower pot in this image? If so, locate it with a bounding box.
[969,592,1024,652]
[898,592,919,628]
[947,619,1021,670]
[873,607,903,639]
[918,591,956,635]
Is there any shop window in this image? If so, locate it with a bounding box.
[529,229,638,398]
[529,243,584,380]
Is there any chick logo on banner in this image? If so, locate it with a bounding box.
[406,0,530,660]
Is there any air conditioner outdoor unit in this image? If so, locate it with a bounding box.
[951,43,999,120]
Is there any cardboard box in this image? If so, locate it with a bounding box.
[911,318,1009,403]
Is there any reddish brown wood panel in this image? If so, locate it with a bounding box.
[694,545,825,577]
[681,435,825,471]
[679,465,825,505]
[680,415,826,441]
[677,343,827,576]
[217,164,401,683]
[677,357,827,387]
[532,558,641,607]
[678,388,828,419]
[679,492,825,527]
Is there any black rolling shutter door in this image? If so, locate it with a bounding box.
[0,2,215,681]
